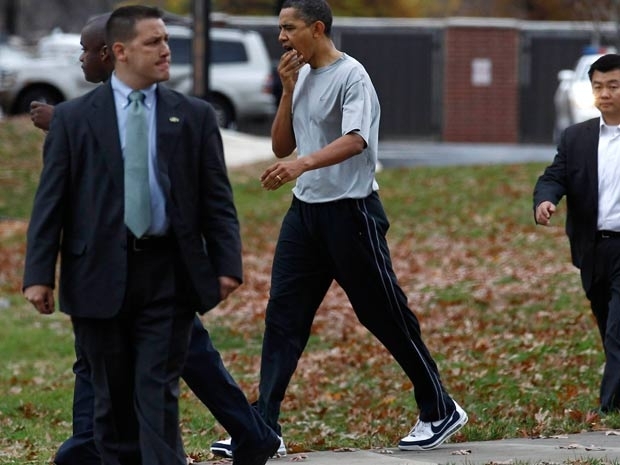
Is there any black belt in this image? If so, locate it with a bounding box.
[597,230,620,240]
[129,234,173,252]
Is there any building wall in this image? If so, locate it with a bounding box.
[339,28,441,139]
[2,6,618,142]
[442,19,520,142]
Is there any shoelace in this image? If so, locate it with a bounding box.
[408,420,428,435]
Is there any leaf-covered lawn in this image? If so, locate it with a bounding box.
[1,117,619,464]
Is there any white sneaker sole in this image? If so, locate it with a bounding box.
[210,445,233,458]
[210,437,287,458]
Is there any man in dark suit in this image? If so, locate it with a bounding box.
[23,5,279,465]
[534,53,620,414]
[28,12,280,465]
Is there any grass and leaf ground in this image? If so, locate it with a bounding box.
[1,116,619,464]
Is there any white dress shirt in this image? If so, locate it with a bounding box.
[597,118,620,231]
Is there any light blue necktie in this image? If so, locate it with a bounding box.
[124,90,151,238]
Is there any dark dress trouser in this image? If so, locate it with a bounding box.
[54,348,99,465]
[586,237,620,412]
[57,299,273,462]
[71,242,194,465]
[257,193,454,436]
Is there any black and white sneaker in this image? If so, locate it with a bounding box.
[210,435,287,458]
[210,436,234,458]
[398,401,468,450]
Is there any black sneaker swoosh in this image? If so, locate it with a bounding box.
[430,409,458,435]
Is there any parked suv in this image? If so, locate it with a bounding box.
[0,25,275,128]
[166,24,276,128]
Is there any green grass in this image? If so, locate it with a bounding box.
[2,117,620,464]
[0,116,44,220]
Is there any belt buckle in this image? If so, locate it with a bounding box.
[132,236,149,252]
[602,231,611,239]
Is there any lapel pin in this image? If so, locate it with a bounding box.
[169,116,180,123]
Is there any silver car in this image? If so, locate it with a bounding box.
[0,25,275,128]
[166,25,276,128]
[553,50,615,142]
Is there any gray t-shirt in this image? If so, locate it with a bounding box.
[291,53,380,203]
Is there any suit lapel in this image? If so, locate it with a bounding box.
[84,84,184,200]
[87,83,124,193]
[580,118,601,220]
[155,85,184,195]
[87,84,184,191]
[584,118,600,194]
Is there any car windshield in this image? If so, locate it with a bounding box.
[167,37,249,65]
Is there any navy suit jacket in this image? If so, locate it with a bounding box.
[533,117,600,292]
[23,81,242,317]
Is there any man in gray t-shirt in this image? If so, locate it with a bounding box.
[290,52,379,202]
[210,0,468,459]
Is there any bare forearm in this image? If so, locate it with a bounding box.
[271,91,296,158]
[260,133,366,191]
[303,133,366,170]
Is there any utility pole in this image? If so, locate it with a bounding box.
[192,0,211,100]
[3,0,18,38]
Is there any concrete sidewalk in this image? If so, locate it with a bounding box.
[221,129,274,167]
[220,129,556,168]
[200,431,620,464]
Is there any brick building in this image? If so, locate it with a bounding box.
[443,18,520,142]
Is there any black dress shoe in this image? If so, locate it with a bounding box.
[232,434,280,465]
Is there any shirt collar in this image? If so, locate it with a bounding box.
[110,73,157,109]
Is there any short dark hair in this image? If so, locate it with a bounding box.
[588,54,620,81]
[83,13,110,45]
[281,0,333,36]
[106,5,163,47]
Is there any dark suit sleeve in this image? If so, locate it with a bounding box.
[532,132,568,221]
[198,103,243,283]
[23,105,70,289]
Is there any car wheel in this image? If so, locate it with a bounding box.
[209,94,236,129]
[14,86,64,115]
